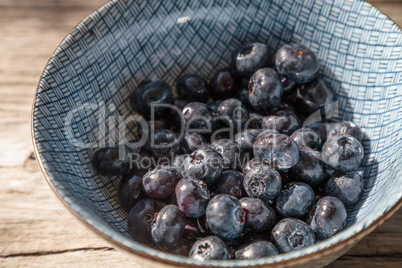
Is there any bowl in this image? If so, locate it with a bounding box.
[32,0,402,267]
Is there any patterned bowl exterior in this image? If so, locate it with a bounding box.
[32,0,402,267]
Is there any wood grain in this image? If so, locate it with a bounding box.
[0,0,401,267]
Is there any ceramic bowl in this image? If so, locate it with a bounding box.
[32,0,402,267]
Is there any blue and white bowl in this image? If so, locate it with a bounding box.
[32,0,402,267]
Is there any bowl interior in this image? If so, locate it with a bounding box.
[33,0,402,266]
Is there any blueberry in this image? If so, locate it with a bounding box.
[151,205,186,248]
[245,111,264,129]
[213,170,245,199]
[275,182,315,218]
[189,236,230,260]
[289,147,325,186]
[280,75,297,95]
[182,132,208,154]
[308,196,347,240]
[92,146,131,176]
[243,165,282,201]
[325,171,364,206]
[237,88,252,108]
[261,108,301,136]
[177,74,209,102]
[182,148,223,186]
[328,121,364,142]
[146,119,168,134]
[130,80,173,118]
[306,121,334,144]
[240,197,276,231]
[206,194,245,239]
[234,129,261,155]
[290,78,337,117]
[291,127,322,151]
[173,98,190,110]
[207,100,223,113]
[148,129,181,158]
[275,43,319,83]
[169,239,192,256]
[242,158,261,176]
[142,166,181,199]
[127,198,166,245]
[321,134,364,171]
[248,68,283,112]
[236,43,272,78]
[118,170,146,211]
[182,102,215,132]
[271,218,316,253]
[209,68,241,100]
[211,139,241,170]
[173,154,190,174]
[235,240,278,260]
[253,131,299,170]
[217,98,249,130]
[176,177,210,218]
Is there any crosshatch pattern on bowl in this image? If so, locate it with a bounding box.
[33,0,402,265]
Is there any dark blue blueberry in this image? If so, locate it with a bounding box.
[328,121,364,142]
[280,75,297,95]
[291,127,322,151]
[308,196,347,240]
[173,154,189,175]
[182,102,215,133]
[321,134,364,171]
[271,218,316,253]
[127,198,166,245]
[240,197,276,231]
[213,170,245,199]
[209,68,241,100]
[173,98,190,109]
[245,111,264,129]
[248,68,283,113]
[211,139,241,170]
[289,147,325,186]
[217,98,249,130]
[242,158,261,176]
[253,131,299,170]
[275,43,319,83]
[142,166,181,199]
[168,239,192,256]
[243,165,282,201]
[237,88,252,108]
[261,108,301,136]
[146,119,168,135]
[148,129,181,158]
[206,194,245,240]
[130,80,173,118]
[275,182,315,218]
[292,78,337,118]
[92,146,131,176]
[151,205,186,248]
[207,100,223,113]
[177,74,209,102]
[182,148,223,186]
[118,170,146,211]
[236,43,272,78]
[235,240,278,260]
[176,177,210,218]
[189,236,230,260]
[306,121,334,144]
[182,132,208,154]
[325,171,364,206]
[234,129,261,155]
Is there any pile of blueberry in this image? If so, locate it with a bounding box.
[93,42,366,260]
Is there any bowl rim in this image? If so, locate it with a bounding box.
[32,0,402,266]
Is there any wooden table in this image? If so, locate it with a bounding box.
[0,0,401,267]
